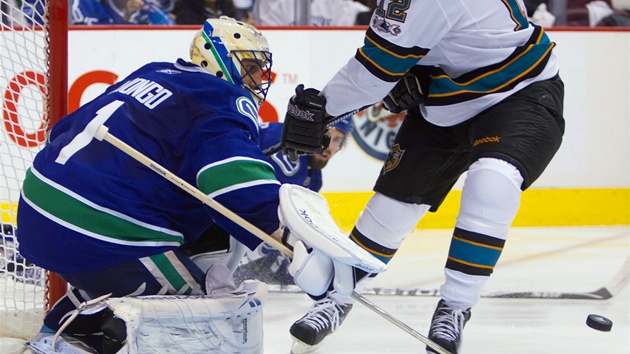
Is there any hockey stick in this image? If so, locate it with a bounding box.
[267,256,629,300]
[93,125,451,354]
[483,256,629,300]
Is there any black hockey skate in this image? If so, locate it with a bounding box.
[289,297,353,354]
[426,299,471,354]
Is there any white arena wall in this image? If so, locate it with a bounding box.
[2,26,629,229]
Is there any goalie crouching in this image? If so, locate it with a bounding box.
[17,16,382,354]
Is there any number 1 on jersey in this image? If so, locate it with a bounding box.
[55,100,124,164]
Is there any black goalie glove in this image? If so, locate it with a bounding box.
[382,71,425,114]
[281,84,329,162]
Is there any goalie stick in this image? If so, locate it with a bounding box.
[93,125,452,354]
[267,256,629,300]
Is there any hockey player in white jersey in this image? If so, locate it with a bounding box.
[17,16,381,354]
[278,1,565,353]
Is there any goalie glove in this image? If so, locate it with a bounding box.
[278,184,386,297]
[281,84,330,162]
[382,71,425,114]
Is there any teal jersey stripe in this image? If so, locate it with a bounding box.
[502,0,530,30]
[355,28,428,82]
[23,168,184,246]
[448,236,503,269]
[430,34,553,97]
[358,44,420,78]
[197,157,277,195]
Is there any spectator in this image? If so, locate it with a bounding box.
[20,0,45,25]
[1,0,26,25]
[253,0,370,26]
[70,0,114,25]
[101,0,175,24]
[355,0,377,25]
[525,0,556,27]
[586,0,630,25]
[565,0,630,25]
[170,0,247,24]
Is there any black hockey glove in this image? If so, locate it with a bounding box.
[382,71,425,114]
[281,84,329,162]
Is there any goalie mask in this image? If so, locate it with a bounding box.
[190,16,273,105]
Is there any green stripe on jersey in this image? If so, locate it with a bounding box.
[23,168,184,246]
[197,158,277,195]
[148,252,195,295]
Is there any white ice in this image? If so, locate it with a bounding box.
[263,226,629,354]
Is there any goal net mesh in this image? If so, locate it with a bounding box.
[1,0,65,341]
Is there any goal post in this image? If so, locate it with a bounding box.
[1,0,68,342]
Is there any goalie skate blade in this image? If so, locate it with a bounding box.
[290,338,322,354]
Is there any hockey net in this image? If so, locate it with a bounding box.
[1,0,67,342]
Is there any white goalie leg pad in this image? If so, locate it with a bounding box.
[105,281,267,354]
[205,263,237,295]
[278,184,386,274]
[191,236,248,274]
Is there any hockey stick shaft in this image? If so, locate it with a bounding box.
[93,125,287,256]
[94,125,451,354]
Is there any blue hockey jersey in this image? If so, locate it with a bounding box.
[259,123,322,192]
[70,0,114,25]
[17,59,280,273]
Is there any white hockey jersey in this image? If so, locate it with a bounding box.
[322,0,559,126]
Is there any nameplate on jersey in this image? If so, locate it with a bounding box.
[111,77,173,109]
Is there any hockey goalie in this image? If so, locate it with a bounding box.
[18,16,384,354]
[26,183,384,354]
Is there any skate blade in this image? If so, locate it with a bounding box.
[290,337,322,354]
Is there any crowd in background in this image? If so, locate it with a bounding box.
[2,0,629,27]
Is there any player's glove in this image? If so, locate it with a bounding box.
[382,71,425,114]
[281,84,329,162]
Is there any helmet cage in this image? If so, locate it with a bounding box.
[231,49,273,103]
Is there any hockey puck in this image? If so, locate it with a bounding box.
[586,314,613,332]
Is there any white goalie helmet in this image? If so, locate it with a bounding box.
[190,16,273,105]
